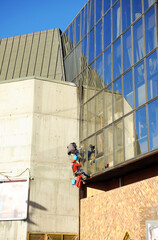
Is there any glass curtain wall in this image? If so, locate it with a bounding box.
[62,0,158,176]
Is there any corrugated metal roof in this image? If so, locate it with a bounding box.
[0,29,65,82]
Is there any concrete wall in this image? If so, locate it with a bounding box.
[0,78,79,239]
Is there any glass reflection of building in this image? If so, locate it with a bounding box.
[62,0,158,176]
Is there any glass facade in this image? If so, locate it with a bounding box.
[62,0,158,176]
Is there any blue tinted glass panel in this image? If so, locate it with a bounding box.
[76,14,81,44]
[134,61,145,108]
[123,70,134,114]
[104,47,112,85]
[96,0,102,23]
[82,5,87,39]
[146,51,158,100]
[145,7,156,55]
[75,43,81,77]
[82,36,87,56]
[122,0,131,31]
[133,18,144,64]
[113,38,121,80]
[104,10,111,49]
[96,55,103,79]
[123,28,132,72]
[113,77,123,120]
[96,20,102,57]
[70,22,74,46]
[88,0,94,30]
[135,106,148,155]
[132,0,142,21]
[148,99,158,150]
[88,29,95,63]
[112,0,117,4]
[104,0,110,13]
[144,0,155,11]
[113,0,121,41]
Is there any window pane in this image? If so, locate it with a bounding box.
[148,99,158,150]
[82,70,88,104]
[104,84,112,126]
[87,97,95,136]
[104,47,112,85]
[124,113,135,160]
[88,0,94,31]
[76,14,81,44]
[113,0,121,41]
[114,119,124,165]
[62,30,69,57]
[82,5,87,39]
[123,70,134,114]
[113,77,123,120]
[87,136,96,175]
[135,106,148,155]
[133,18,144,64]
[113,37,121,80]
[80,140,87,173]
[82,37,88,70]
[122,0,131,32]
[96,156,104,172]
[75,43,81,77]
[96,0,102,23]
[145,7,156,55]
[87,63,95,99]
[146,51,158,100]
[134,60,145,108]
[104,10,111,49]
[81,104,87,140]
[123,28,132,72]
[96,91,103,131]
[144,0,155,11]
[112,0,117,4]
[96,20,102,57]
[96,132,104,155]
[70,22,74,47]
[104,126,113,168]
[104,0,110,13]
[96,54,103,91]
[88,29,95,64]
[132,0,142,22]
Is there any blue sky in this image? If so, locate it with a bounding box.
[0,0,88,38]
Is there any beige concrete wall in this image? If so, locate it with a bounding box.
[0,78,79,239]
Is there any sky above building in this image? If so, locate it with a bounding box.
[0,0,88,39]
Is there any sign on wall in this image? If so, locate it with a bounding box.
[0,178,29,221]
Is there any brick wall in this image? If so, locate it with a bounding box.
[80,176,158,240]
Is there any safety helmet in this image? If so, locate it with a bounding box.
[72,160,76,163]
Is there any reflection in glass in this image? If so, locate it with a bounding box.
[113,37,121,80]
[82,37,88,70]
[133,18,144,64]
[113,0,121,41]
[104,126,113,167]
[96,91,103,131]
[104,84,112,126]
[76,14,81,44]
[88,0,94,31]
[104,0,110,13]
[132,0,142,22]
[104,47,112,85]
[96,54,103,91]
[87,63,95,99]
[122,0,131,32]
[124,113,135,160]
[64,51,75,82]
[146,51,158,100]
[96,156,104,172]
[81,104,87,140]
[80,140,87,173]
[70,22,74,47]
[87,97,95,136]
[112,0,117,5]
[123,28,132,72]
[123,70,134,114]
[82,5,87,39]
[75,43,81,77]
[114,119,124,165]
[134,60,145,108]
[113,78,123,120]
[96,0,102,23]
[135,106,148,155]
[62,30,69,57]
[145,7,156,55]
[96,132,104,155]
[82,69,88,104]
[88,29,95,64]
[104,10,111,49]
[87,136,96,175]
[148,99,158,150]
[144,0,155,11]
[96,20,102,57]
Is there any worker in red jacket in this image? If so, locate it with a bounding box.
[72,155,90,178]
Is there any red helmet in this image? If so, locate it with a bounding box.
[72,160,76,163]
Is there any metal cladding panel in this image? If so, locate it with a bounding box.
[0,28,65,82]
